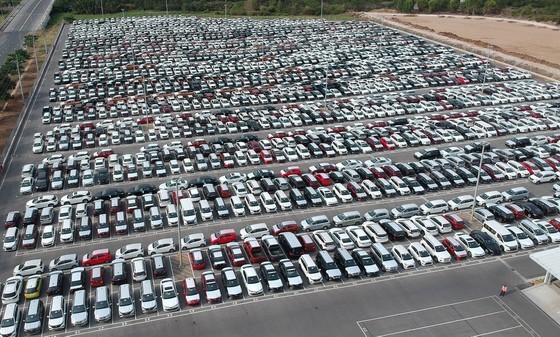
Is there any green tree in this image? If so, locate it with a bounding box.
[448,0,460,11]
[0,72,15,100]
[484,0,499,13]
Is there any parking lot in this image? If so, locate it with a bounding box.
[1,15,560,337]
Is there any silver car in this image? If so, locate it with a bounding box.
[94,287,112,322]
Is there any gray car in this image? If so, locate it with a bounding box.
[390,203,420,219]
[94,287,112,322]
[49,254,79,271]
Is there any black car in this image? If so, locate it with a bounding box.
[96,168,110,184]
[289,188,308,208]
[247,169,275,181]
[529,198,559,216]
[36,171,49,191]
[414,147,441,160]
[288,175,306,189]
[515,202,544,219]
[408,162,427,174]
[469,166,493,184]
[470,230,501,255]
[464,141,491,154]
[505,136,530,149]
[95,188,126,200]
[329,171,346,184]
[456,167,478,185]
[127,184,158,196]
[487,205,515,223]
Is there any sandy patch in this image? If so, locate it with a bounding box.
[389,15,560,69]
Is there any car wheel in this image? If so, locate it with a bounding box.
[200,243,205,247]
[82,199,88,203]
[536,180,540,184]
[468,251,472,258]
[305,228,310,232]
[454,207,458,211]
[64,201,70,205]
[169,249,175,253]
[49,203,54,207]
[323,226,328,230]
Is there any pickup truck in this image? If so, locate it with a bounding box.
[243,238,267,263]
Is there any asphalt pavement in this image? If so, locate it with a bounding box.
[0,0,53,65]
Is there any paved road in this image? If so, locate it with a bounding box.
[0,0,53,65]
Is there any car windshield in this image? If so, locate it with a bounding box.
[467,240,479,248]
[435,245,446,252]
[535,229,545,235]
[1,318,14,327]
[73,304,86,313]
[548,227,558,234]
[247,275,259,284]
[96,300,108,309]
[402,253,413,260]
[502,234,516,242]
[267,271,279,280]
[308,266,319,273]
[285,267,298,277]
[162,289,176,299]
[120,297,132,306]
[62,227,72,234]
[382,254,393,262]
[142,293,154,301]
[49,309,63,318]
[4,236,15,242]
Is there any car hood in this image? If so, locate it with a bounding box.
[226,285,242,296]
[94,307,111,320]
[162,297,179,309]
[71,311,88,325]
[0,325,16,335]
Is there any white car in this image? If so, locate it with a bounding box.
[274,190,292,211]
[283,147,299,161]
[502,225,534,250]
[410,216,439,236]
[2,276,23,304]
[475,191,503,206]
[240,264,263,296]
[41,225,56,247]
[329,228,355,250]
[160,278,179,311]
[529,171,556,184]
[60,219,74,243]
[115,243,144,260]
[419,199,449,215]
[159,179,188,191]
[260,192,277,213]
[391,245,415,269]
[219,172,247,185]
[13,259,44,276]
[335,159,363,171]
[535,221,560,243]
[26,195,59,209]
[332,183,353,203]
[180,233,206,250]
[453,233,485,258]
[147,238,176,255]
[407,242,433,266]
[61,191,93,205]
[345,226,372,248]
[278,259,304,288]
[447,195,475,211]
[82,169,95,186]
[20,177,34,194]
[318,187,338,206]
[245,194,262,214]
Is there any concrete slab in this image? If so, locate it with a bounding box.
[523,282,560,326]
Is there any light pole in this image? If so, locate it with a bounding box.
[100,0,104,17]
[224,0,227,19]
[175,180,183,266]
[15,55,24,100]
[470,145,486,220]
[320,0,324,20]
[121,9,125,18]
[165,0,168,16]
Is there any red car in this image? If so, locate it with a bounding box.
[260,150,274,164]
[220,153,235,168]
[210,229,237,245]
[382,165,402,178]
[379,137,396,150]
[297,233,316,253]
[301,173,320,188]
[92,149,114,159]
[442,237,468,260]
[279,166,301,178]
[189,249,206,270]
[442,213,465,230]
[309,163,337,174]
[550,218,560,231]
[272,220,298,235]
[90,266,105,287]
[521,161,540,175]
[243,238,267,263]
[504,204,526,220]
[370,167,388,179]
[314,173,333,186]
[82,248,111,266]
[217,183,232,198]
[545,158,560,171]
[225,242,247,267]
[137,117,155,124]
[182,278,201,306]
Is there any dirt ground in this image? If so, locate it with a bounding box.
[362,13,560,80]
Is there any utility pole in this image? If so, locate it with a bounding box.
[165,0,169,16]
[32,34,38,73]
[470,145,486,220]
[100,0,104,17]
[15,56,24,100]
[175,181,183,267]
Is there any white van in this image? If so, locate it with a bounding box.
[180,198,197,225]
[298,254,322,284]
[420,234,451,263]
[157,190,170,207]
[149,207,163,229]
[473,121,497,138]
[198,200,214,221]
[240,223,269,240]
[482,221,518,252]
[420,199,449,215]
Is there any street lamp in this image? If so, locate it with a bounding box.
[100,0,104,17]
[175,180,183,266]
[470,144,486,220]
[320,0,324,20]
[165,0,169,16]
[121,9,125,18]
